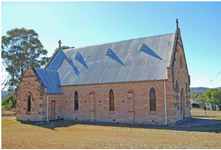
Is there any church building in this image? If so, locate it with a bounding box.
[16,20,191,125]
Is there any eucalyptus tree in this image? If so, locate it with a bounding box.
[1,28,49,90]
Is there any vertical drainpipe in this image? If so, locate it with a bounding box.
[164,80,167,125]
[47,94,49,122]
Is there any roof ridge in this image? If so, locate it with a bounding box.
[63,33,175,51]
[35,68,58,72]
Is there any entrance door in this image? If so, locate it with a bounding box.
[51,101,56,120]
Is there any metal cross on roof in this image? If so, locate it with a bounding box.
[58,40,62,49]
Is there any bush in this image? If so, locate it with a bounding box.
[2,95,16,110]
[202,104,206,111]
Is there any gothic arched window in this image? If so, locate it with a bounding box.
[74,91,79,110]
[109,89,114,111]
[28,95,31,112]
[150,87,156,111]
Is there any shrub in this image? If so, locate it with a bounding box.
[2,95,16,110]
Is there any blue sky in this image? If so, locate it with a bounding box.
[1,1,221,88]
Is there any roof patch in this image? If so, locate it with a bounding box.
[140,43,163,61]
[106,48,125,66]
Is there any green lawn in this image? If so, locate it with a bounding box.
[2,115,221,149]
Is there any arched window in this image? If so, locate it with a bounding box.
[109,89,114,111]
[28,95,31,112]
[150,87,156,111]
[74,91,78,110]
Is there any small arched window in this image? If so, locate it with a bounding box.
[28,95,31,112]
[150,87,156,111]
[109,89,114,111]
[74,91,79,110]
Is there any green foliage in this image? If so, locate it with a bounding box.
[1,28,49,90]
[211,90,221,111]
[191,89,221,111]
[50,46,75,59]
[56,46,75,51]
[2,95,16,110]
[196,94,206,104]
[202,104,206,110]
[204,89,220,111]
[190,90,205,102]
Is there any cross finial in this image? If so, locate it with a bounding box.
[58,40,62,49]
[176,19,179,29]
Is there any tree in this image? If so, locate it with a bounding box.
[55,46,75,51]
[2,95,16,110]
[202,104,207,116]
[190,90,205,102]
[204,89,219,111]
[211,90,221,111]
[50,46,75,59]
[1,28,49,90]
[196,94,206,105]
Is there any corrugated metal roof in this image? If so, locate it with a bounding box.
[44,33,175,93]
[35,69,63,94]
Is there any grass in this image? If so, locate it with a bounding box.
[2,114,221,149]
[191,108,221,120]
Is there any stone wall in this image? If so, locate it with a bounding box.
[16,66,47,122]
[16,66,181,125]
[171,29,191,122]
[57,80,176,125]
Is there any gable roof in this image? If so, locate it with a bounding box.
[45,33,175,87]
[34,32,176,94]
[35,69,63,94]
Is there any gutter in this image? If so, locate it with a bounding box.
[164,80,167,125]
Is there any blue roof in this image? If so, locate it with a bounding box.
[35,69,62,94]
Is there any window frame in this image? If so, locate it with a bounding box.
[109,89,114,111]
[27,95,31,112]
[74,91,79,111]
[149,87,156,111]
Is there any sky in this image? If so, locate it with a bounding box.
[1,1,221,89]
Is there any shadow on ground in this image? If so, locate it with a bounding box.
[18,117,221,133]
